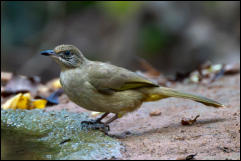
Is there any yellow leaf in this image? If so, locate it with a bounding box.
[2,92,47,110]
[32,99,47,109]
[2,93,22,110]
[16,93,31,110]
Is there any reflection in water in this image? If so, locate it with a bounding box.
[1,129,58,160]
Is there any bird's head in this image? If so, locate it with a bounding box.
[41,44,87,70]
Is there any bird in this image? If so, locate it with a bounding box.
[41,44,224,128]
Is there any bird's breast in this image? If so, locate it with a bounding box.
[60,70,102,111]
[59,69,144,113]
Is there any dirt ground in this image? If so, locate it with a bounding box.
[46,73,240,160]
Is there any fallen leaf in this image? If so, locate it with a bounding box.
[189,71,201,83]
[224,63,240,74]
[181,115,200,125]
[2,93,22,110]
[37,84,50,97]
[31,99,47,109]
[217,146,234,153]
[1,72,13,85]
[47,78,62,90]
[149,110,162,116]
[186,153,197,160]
[164,62,239,84]
[17,93,31,110]
[2,75,40,97]
[176,153,197,160]
[1,92,47,110]
[209,64,223,73]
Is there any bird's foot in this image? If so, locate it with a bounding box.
[81,120,110,133]
[81,119,100,125]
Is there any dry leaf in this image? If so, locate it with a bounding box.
[1,72,13,84]
[181,115,200,125]
[190,71,200,83]
[2,93,22,110]
[1,92,47,110]
[47,78,62,90]
[224,63,240,74]
[176,153,197,160]
[17,93,31,109]
[2,75,40,97]
[149,110,162,116]
[31,99,47,109]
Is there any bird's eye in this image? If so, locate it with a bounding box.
[64,51,71,56]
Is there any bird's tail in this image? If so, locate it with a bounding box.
[142,87,224,108]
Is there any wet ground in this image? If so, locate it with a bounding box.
[45,73,240,160]
[1,110,123,160]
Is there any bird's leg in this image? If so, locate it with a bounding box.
[81,112,109,125]
[95,112,110,123]
[103,114,119,125]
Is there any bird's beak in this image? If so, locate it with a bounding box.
[41,50,56,56]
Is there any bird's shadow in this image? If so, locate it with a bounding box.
[108,117,226,139]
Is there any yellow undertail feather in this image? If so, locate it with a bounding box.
[143,94,169,102]
[144,87,224,108]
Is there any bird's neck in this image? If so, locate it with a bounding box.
[60,59,89,72]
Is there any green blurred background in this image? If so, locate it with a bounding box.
[1,1,240,82]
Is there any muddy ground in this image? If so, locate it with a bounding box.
[46,73,240,160]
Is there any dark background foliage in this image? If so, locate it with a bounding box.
[1,1,240,82]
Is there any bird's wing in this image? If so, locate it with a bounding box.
[87,62,159,93]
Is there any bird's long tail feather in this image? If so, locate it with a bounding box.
[143,87,224,108]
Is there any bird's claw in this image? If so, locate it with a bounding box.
[81,119,99,125]
[81,120,110,133]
